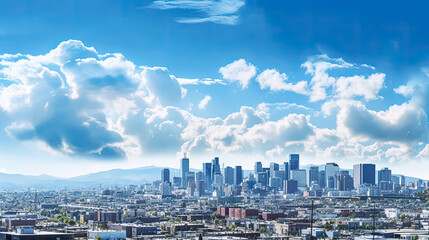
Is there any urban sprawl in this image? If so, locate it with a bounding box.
[0,154,429,240]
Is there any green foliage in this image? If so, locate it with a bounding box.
[400,214,406,220]
[365,224,371,230]
[350,212,356,218]
[175,217,181,222]
[96,236,101,240]
[324,222,332,230]
[259,227,266,233]
[413,235,419,240]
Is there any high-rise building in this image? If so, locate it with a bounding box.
[319,170,326,188]
[212,157,221,181]
[159,182,172,196]
[254,162,262,175]
[337,170,353,191]
[283,162,290,180]
[353,163,376,189]
[325,163,340,189]
[308,166,319,186]
[203,162,212,187]
[224,166,234,185]
[378,167,392,184]
[399,175,406,186]
[213,173,223,186]
[291,169,307,187]
[181,155,190,188]
[270,163,279,179]
[262,167,270,179]
[185,171,195,188]
[270,177,282,189]
[283,180,298,194]
[196,171,204,181]
[161,168,170,183]
[196,180,205,197]
[289,154,299,170]
[257,172,268,187]
[274,170,285,180]
[234,166,243,185]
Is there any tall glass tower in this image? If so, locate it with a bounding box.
[181,154,190,188]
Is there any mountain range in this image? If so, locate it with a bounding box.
[0,165,423,190]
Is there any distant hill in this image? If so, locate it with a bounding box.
[0,165,425,190]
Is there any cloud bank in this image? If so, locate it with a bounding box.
[0,40,427,167]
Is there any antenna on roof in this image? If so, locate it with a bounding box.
[184,152,187,158]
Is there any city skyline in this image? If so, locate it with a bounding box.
[0,1,428,179]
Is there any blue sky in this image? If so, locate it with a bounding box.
[0,0,428,178]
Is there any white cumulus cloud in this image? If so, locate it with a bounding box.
[256,68,308,94]
[219,58,256,89]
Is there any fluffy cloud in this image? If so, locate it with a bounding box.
[256,69,308,94]
[335,73,385,100]
[198,95,212,109]
[219,58,257,89]
[141,67,182,106]
[336,100,427,145]
[150,0,245,25]
[0,40,427,167]
[0,40,183,158]
[302,55,384,102]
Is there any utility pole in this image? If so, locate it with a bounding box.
[310,199,314,240]
[372,202,376,240]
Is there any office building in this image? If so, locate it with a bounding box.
[325,162,340,189]
[337,170,354,191]
[399,175,406,186]
[234,166,243,185]
[254,162,262,175]
[270,177,282,189]
[289,154,299,170]
[161,168,170,183]
[291,169,307,187]
[319,170,326,188]
[257,172,268,187]
[283,162,290,180]
[308,166,319,186]
[224,166,234,185]
[378,167,392,184]
[270,163,279,179]
[203,162,212,186]
[283,180,298,194]
[212,157,221,181]
[185,171,195,188]
[181,155,190,188]
[353,163,376,189]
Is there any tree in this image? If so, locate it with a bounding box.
[175,217,181,222]
[324,222,332,230]
[400,214,406,220]
[350,212,356,218]
[365,224,371,230]
[259,227,266,233]
[96,236,101,240]
[413,235,419,240]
